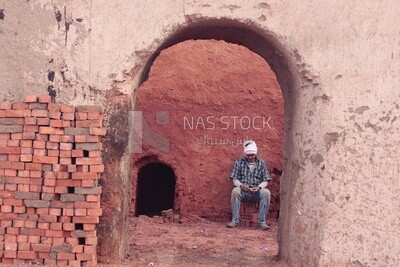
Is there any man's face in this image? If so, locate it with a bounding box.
[245,153,256,163]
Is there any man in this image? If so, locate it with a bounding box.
[227,140,271,230]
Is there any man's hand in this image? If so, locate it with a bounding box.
[250,187,260,193]
[240,184,252,193]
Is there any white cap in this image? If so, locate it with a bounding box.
[243,140,257,155]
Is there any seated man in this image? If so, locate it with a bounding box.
[227,140,271,230]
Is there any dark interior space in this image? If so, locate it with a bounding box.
[135,162,176,216]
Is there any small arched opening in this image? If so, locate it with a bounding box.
[135,162,176,216]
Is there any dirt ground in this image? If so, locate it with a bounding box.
[120,216,288,267]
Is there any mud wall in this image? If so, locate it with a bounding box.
[0,0,399,266]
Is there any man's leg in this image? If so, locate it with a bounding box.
[227,187,242,227]
[257,188,271,229]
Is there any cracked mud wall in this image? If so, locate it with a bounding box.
[0,0,399,265]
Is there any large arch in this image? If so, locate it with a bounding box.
[132,18,301,261]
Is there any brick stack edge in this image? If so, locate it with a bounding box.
[0,95,106,266]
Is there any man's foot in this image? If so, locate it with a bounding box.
[227,222,239,228]
[258,223,270,230]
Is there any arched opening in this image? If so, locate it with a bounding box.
[125,19,300,266]
[135,162,176,217]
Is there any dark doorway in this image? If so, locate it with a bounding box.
[135,162,176,216]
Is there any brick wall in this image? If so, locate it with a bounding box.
[0,95,105,266]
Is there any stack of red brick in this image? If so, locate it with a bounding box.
[239,202,259,227]
[0,95,105,266]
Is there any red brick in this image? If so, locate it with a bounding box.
[63,223,75,231]
[36,133,48,141]
[20,227,45,236]
[55,186,67,194]
[60,104,75,113]
[16,234,28,242]
[3,250,17,258]
[33,155,59,164]
[4,169,17,177]
[44,179,56,187]
[71,245,84,254]
[47,149,59,157]
[62,112,75,120]
[76,105,102,113]
[22,131,36,140]
[17,184,30,192]
[24,117,37,125]
[24,95,38,103]
[60,142,73,150]
[76,253,95,261]
[33,140,45,148]
[53,237,66,245]
[86,195,100,202]
[37,222,50,230]
[20,147,33,154]
[72,216,99,224]
[74,135,86,142]
[48,103,61,111]
[0,146,20,154]
[60,150,72,158]
[76,157,102,165]
[38,95,52,103]
[71,172,99,180]
[25,220,38,228]
[61,135,73,143]
[39,126,64,135]
[32,243,51,252]
[4,199,23,206]
[63,209,74,216]
[12,220,25,228]
[48,111,61,119]
[10,132,22,140]
[42,186,55,193]
[75,119,101,127]
[46,141,59,150]
[7,139,19,147]
[58,216,72,223]
[90,164,104,173]
[71,149,83,157]
[0,117,24,125]
[31,109,48,117]
[56,172,69,179]
[1,205,12,213]
[37,117,50,125]
[49,134,61,142]
[20,154,32,162]
[12,102,29,110]
[33,149,45,156]
[89,127,106,136]
[38,215,57,223]
[30,178,43,185]
[45,229,63,238]
[81,180,95,188]
[17,251,36,259]
[28,235,41,243]
[50,222,62,231]
[49,208,62,216]
[76,112,88,120]
[87,112,102,120]
[18,242,30,251]
[30,184,42,192]
[36,208,49,215]
[74,208,87,216]
[29,170,41,178]
[0,102,12,109]
[13,206,26,213]
[4,183,17,191]
[5,109,30,117]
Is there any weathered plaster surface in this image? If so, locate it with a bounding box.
[0,0,399,265]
